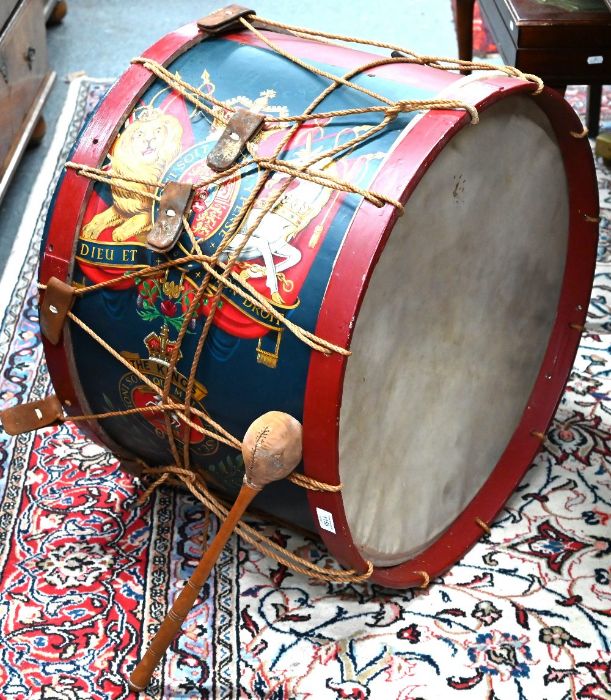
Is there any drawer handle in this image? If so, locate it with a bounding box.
[24,47,36,70]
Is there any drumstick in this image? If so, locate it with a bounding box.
[128,411,302,692]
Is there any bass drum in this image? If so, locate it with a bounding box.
[40,14,598,588]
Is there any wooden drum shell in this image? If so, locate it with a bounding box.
[40,21,598,588]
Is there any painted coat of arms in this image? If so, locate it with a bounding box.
[65,36,414,489]
[75,67,384,369]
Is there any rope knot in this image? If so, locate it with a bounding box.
[385,104,402,120]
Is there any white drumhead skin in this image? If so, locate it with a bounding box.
[339,95,568,566]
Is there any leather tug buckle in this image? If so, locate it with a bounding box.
[1,395,64,436]
[197,5,255,34]
[40,276,76,345]
[207,109,264,172]
[147,182,194,253]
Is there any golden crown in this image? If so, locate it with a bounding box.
[144,325,182,366]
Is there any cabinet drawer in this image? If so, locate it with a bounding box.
[0,0,47,169]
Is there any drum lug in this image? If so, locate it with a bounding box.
[40,276,75,345]
[196,5,255,34]
[146,182,194,253]
[207,109,264,172]
[0,394,64,435]
[256,329,283,368]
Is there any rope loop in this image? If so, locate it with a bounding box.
[570,126,589,139]
[141,465,373,583]
[288,472,343,492]
[137,472,169,504]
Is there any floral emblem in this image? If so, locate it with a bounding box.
[545,413,611,464]
[540,626,570,647]
[448,631,535,690]
[539,625,591,650]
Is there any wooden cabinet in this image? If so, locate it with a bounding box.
[455,0,611,137]
[0,0,55,203]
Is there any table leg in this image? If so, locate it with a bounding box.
[456,0,476,74]
[587,84,602,139]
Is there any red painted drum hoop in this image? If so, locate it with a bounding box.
[303,84,598,587]
[41,22,598,587]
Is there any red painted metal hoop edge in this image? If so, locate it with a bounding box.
[302,83,599,588]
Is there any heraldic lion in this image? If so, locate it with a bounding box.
[81,108,183,242]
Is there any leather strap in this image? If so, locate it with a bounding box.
[146,182,194,252]
[207,109,265,172]
[1,395,64,435]
[197,5,255,34]
[40,277,75,345]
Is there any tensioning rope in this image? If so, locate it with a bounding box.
[48,17,545,584]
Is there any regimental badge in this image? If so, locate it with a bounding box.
[119,325,218,457]
[76,67,386,369]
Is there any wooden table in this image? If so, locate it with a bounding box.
[456,0,611,137]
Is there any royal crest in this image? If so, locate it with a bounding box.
[75,66,385,368]
[119,326,216,456]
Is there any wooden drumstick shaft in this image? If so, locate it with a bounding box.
[129,483,259,692]
[129,411,302,692]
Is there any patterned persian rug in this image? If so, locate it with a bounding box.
[0,77,610,700]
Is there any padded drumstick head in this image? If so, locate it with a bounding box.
[241,411,302,490]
